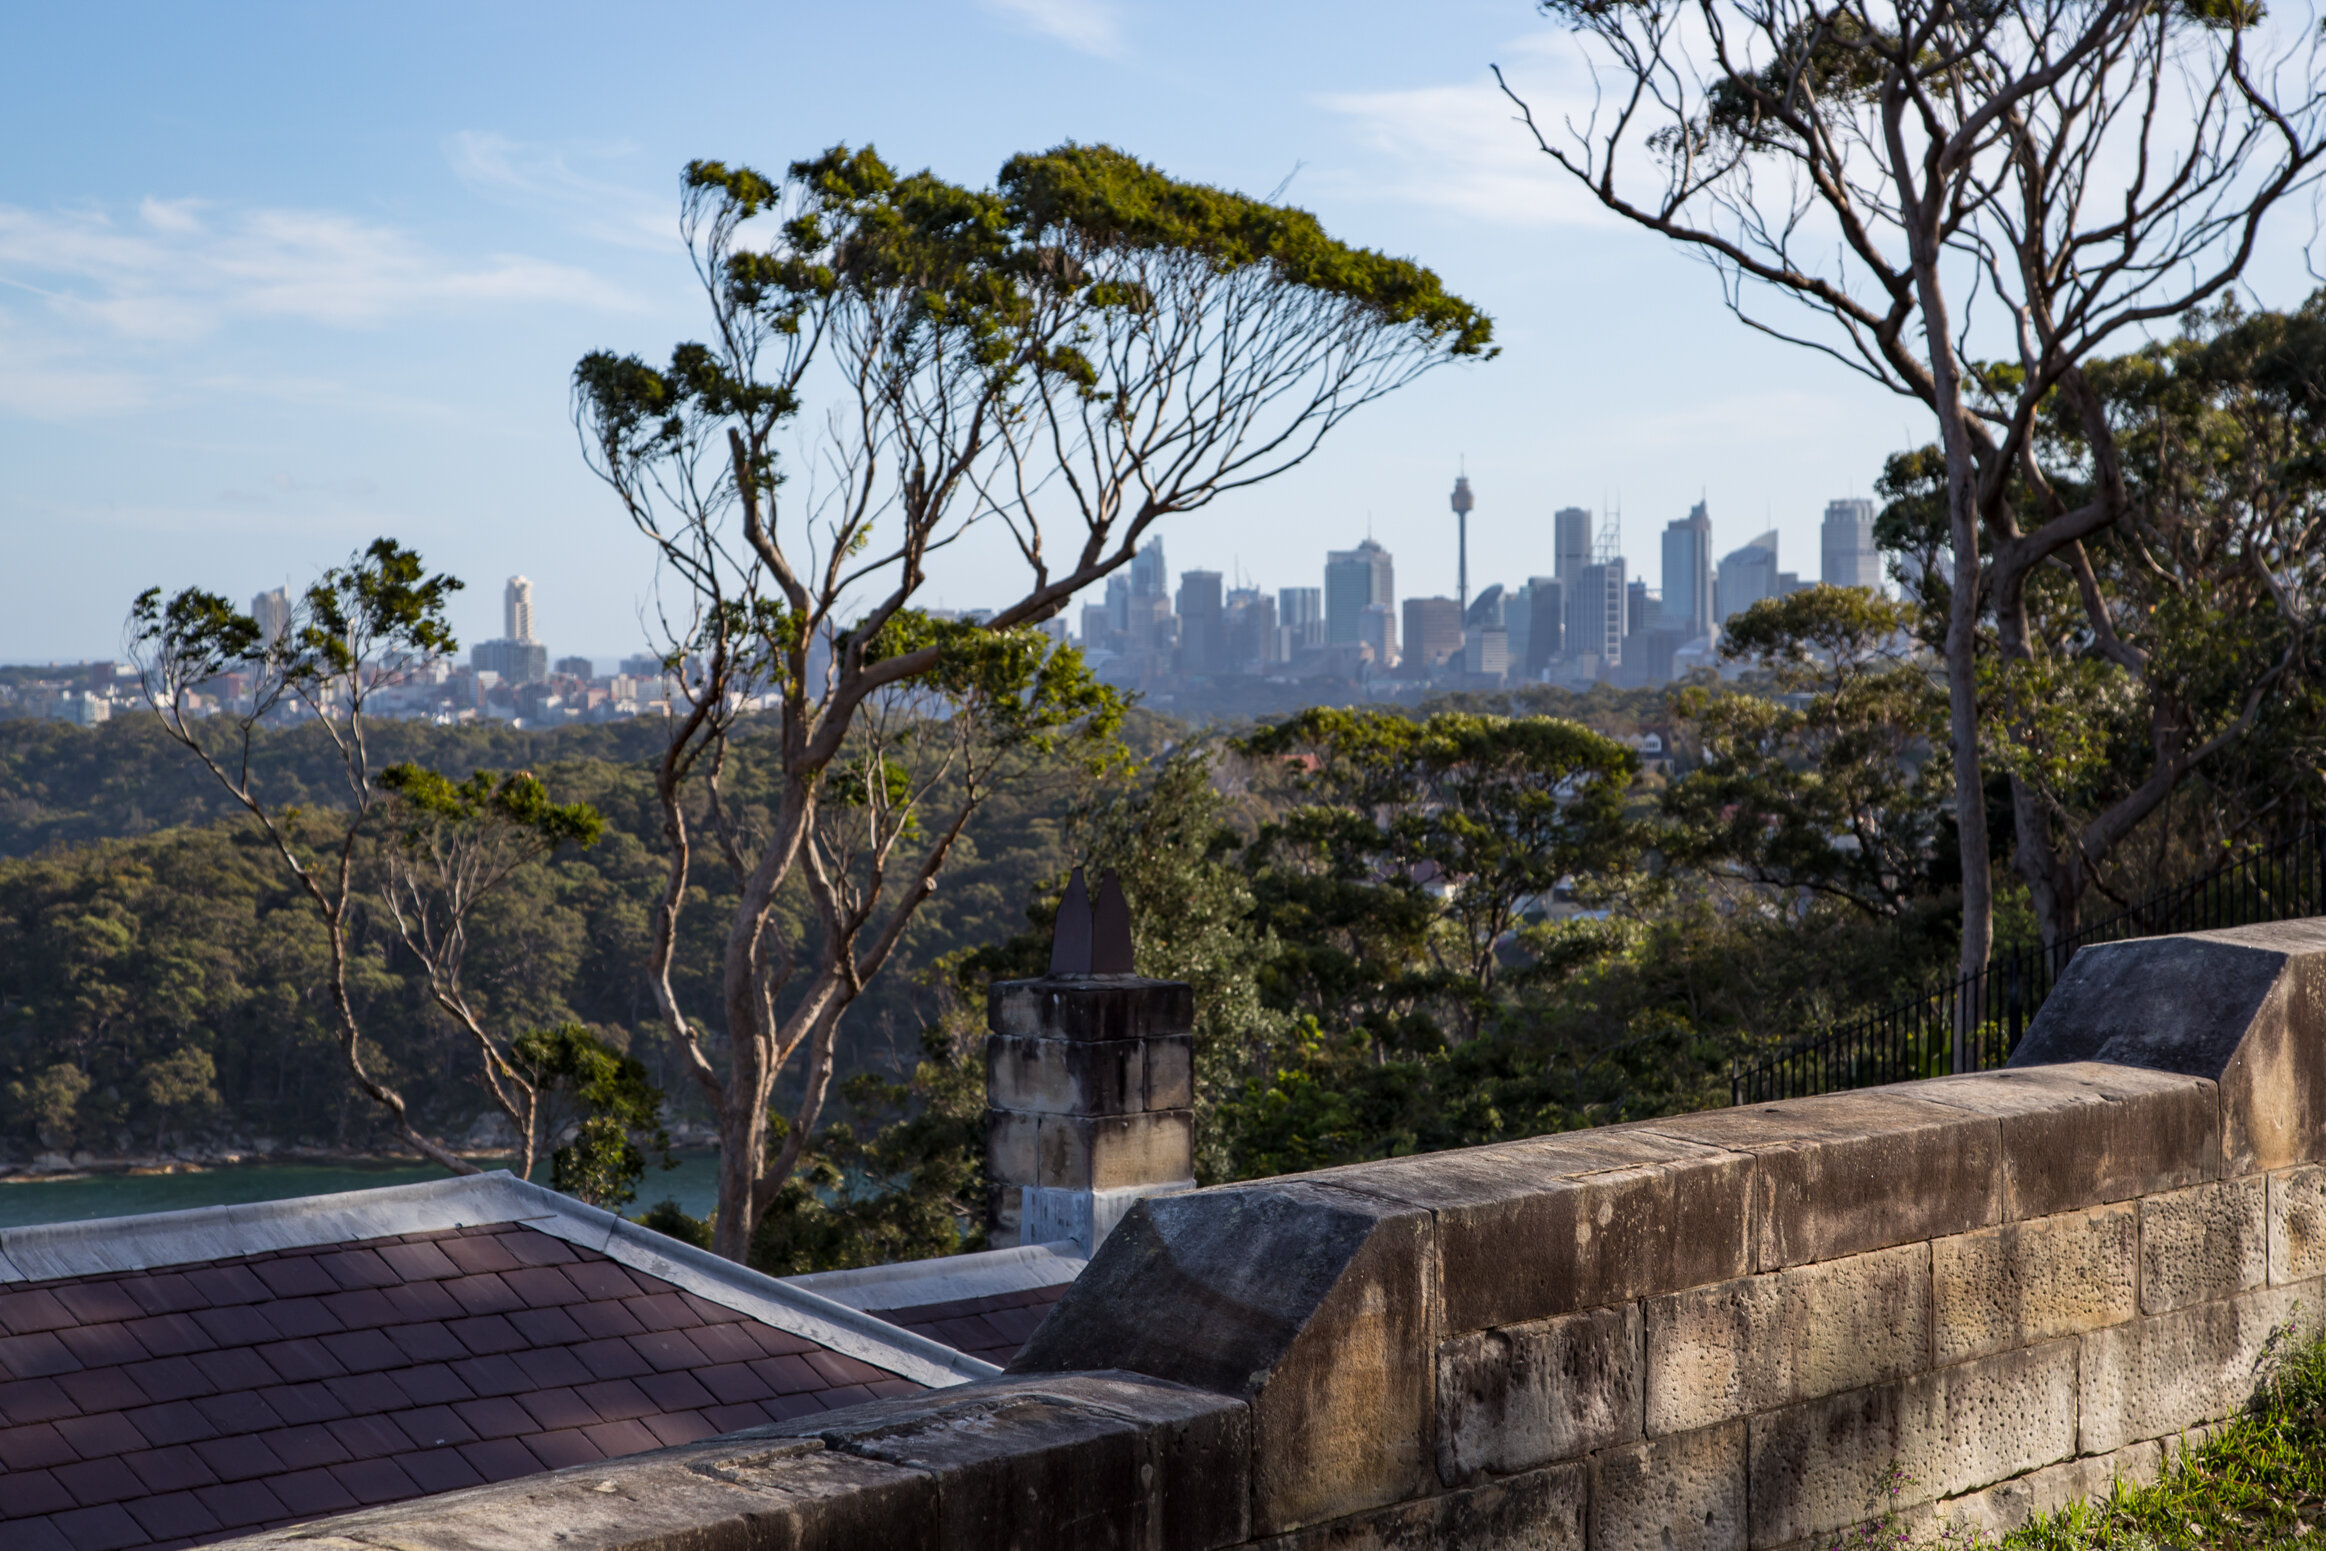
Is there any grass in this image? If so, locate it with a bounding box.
[1833,1324,2326,1551]
[1998,1323,2326,1551]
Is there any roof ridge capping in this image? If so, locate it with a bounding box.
[0,1170,998,1390]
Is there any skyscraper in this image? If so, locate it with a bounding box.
[1715,532,1781,624]
[1176,570,1225,675]
[1525,577,1564,673]
[505,576,536,643]
[1324,539,1395,646]
[1572,559,1626,668]
[1402,597,1462,674]
[1661,501,1715,639]
[1822,498,1882,591]
[1130,540,1168,601]
[1554,508,1594,583]
[250,588,291,648]
[1278,587,1324,652]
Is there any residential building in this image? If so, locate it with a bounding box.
[473,638,549,685]
[1325,539,1395,646]
[1715,531,1781,624]
[505,576,536,643]
[1822,497,1882,591]
[1661,501,1715,638]
[554,656,594,680]
[251,587,291,647]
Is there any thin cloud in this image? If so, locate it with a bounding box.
[982,0,1125,58]
[0,196,639,345]
[445,132,676,252]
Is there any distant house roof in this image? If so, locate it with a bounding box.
[0,1173,1004,1551]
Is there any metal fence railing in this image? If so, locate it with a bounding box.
[1729,829,2326,1106]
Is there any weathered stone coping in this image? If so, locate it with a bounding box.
[0,1169,996,1389]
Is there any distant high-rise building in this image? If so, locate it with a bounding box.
[1358,602,1398,670]
[1130,541,1169,600]
[1571,559,1626,668]
[1278,587,1324,652]
[554,656,595,680]
[1554,508,1594,583]
[1626,580,1656,636]
[1325,539,1395,646]
[505,576,536,643]
[1225,587,1277,671]
[1661,501,1715,638]
[1176,569,1225,675]
[1105,573,1132,635]
[251,588,291,649]
[1080,603,1114,651]
[1525,577,1565,672]
[473,638,548,684]
[1403,597,1461,673]
[1715,532,1781,624]
[1465,627,1509,680]
[1463,584,1505,632]
[1822,498,1882,591]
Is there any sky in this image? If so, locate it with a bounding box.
[2,1,2317,665]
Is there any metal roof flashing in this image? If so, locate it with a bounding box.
[0,1171,997,1389]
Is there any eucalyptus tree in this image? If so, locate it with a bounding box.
[129,543,604,1174]
[1503,0,2326,997]
[574,144,1491,1260]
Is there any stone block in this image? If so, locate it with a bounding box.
[987,1107,1040,1189]
[1590,1421,1746,1551]
[759,1372,1251,1551]
[1437,1302,1641,1484]
[1249,1460,1587,1551]
[1646,1242,1930,1435]
[2078,1276,2325,1453]
[1934,1339,2079,1499]
[1020,1108,1194,1192]
[2141,1178,2267,1314]
[1746,1369,1942,1549]
[1907,1063,2218,1219]
[1937,1439,2162,1542]
[1644,1091,2000,1271]
[1931,1203,2137,1365]
[986,1034,1144,1115]
[2270,1165,2326,1285]
[2007,920,2326,1175]
[1013,1178,1438,1537]
[1146,1031,1195,1110]
[989,975,1196,1043]
[1300,1128,1754,1333]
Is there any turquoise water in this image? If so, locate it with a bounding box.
[0,1152,723,1231]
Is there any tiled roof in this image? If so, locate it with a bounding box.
[860,1283,1073,1369]
[0,1220,925,1551]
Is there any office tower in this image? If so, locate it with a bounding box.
[505,576,536,643]
[1822,497,1882,590]
[250,588,291,648]
[1358,602,1398,669]
[1224,587,1277,671]
[1554,508,1594,582]
[1126,593,1174,652]
[1661,501,1715,638]
[1130,541,1168,600]
[1450,474,1475,613]
[1572,558,1626,668]
[1403,597,1463,674]
[1278,587,1324,651]
[1463,583,1505,632]
[1080,603,1114,651]
[1506,582,1534,669]
[1324,539,1395,646]
[1176,570,1225,675]
[1465,627,1509,679]
[1715,532,1781,624]
[1526,577,1564,672]
[1104,574,1131,635]
[1628,579,1665,632]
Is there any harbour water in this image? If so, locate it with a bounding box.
[0,1152,723,1231]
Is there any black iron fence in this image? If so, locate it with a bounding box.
[1728,829,2326,1105]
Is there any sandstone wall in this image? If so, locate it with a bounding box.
[218,920,2326,1551]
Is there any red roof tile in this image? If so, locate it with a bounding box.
[0,1222,931,1549]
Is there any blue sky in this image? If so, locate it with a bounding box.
[3,1,2310,664]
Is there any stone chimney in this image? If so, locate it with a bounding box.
[985,869,1196,1252]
